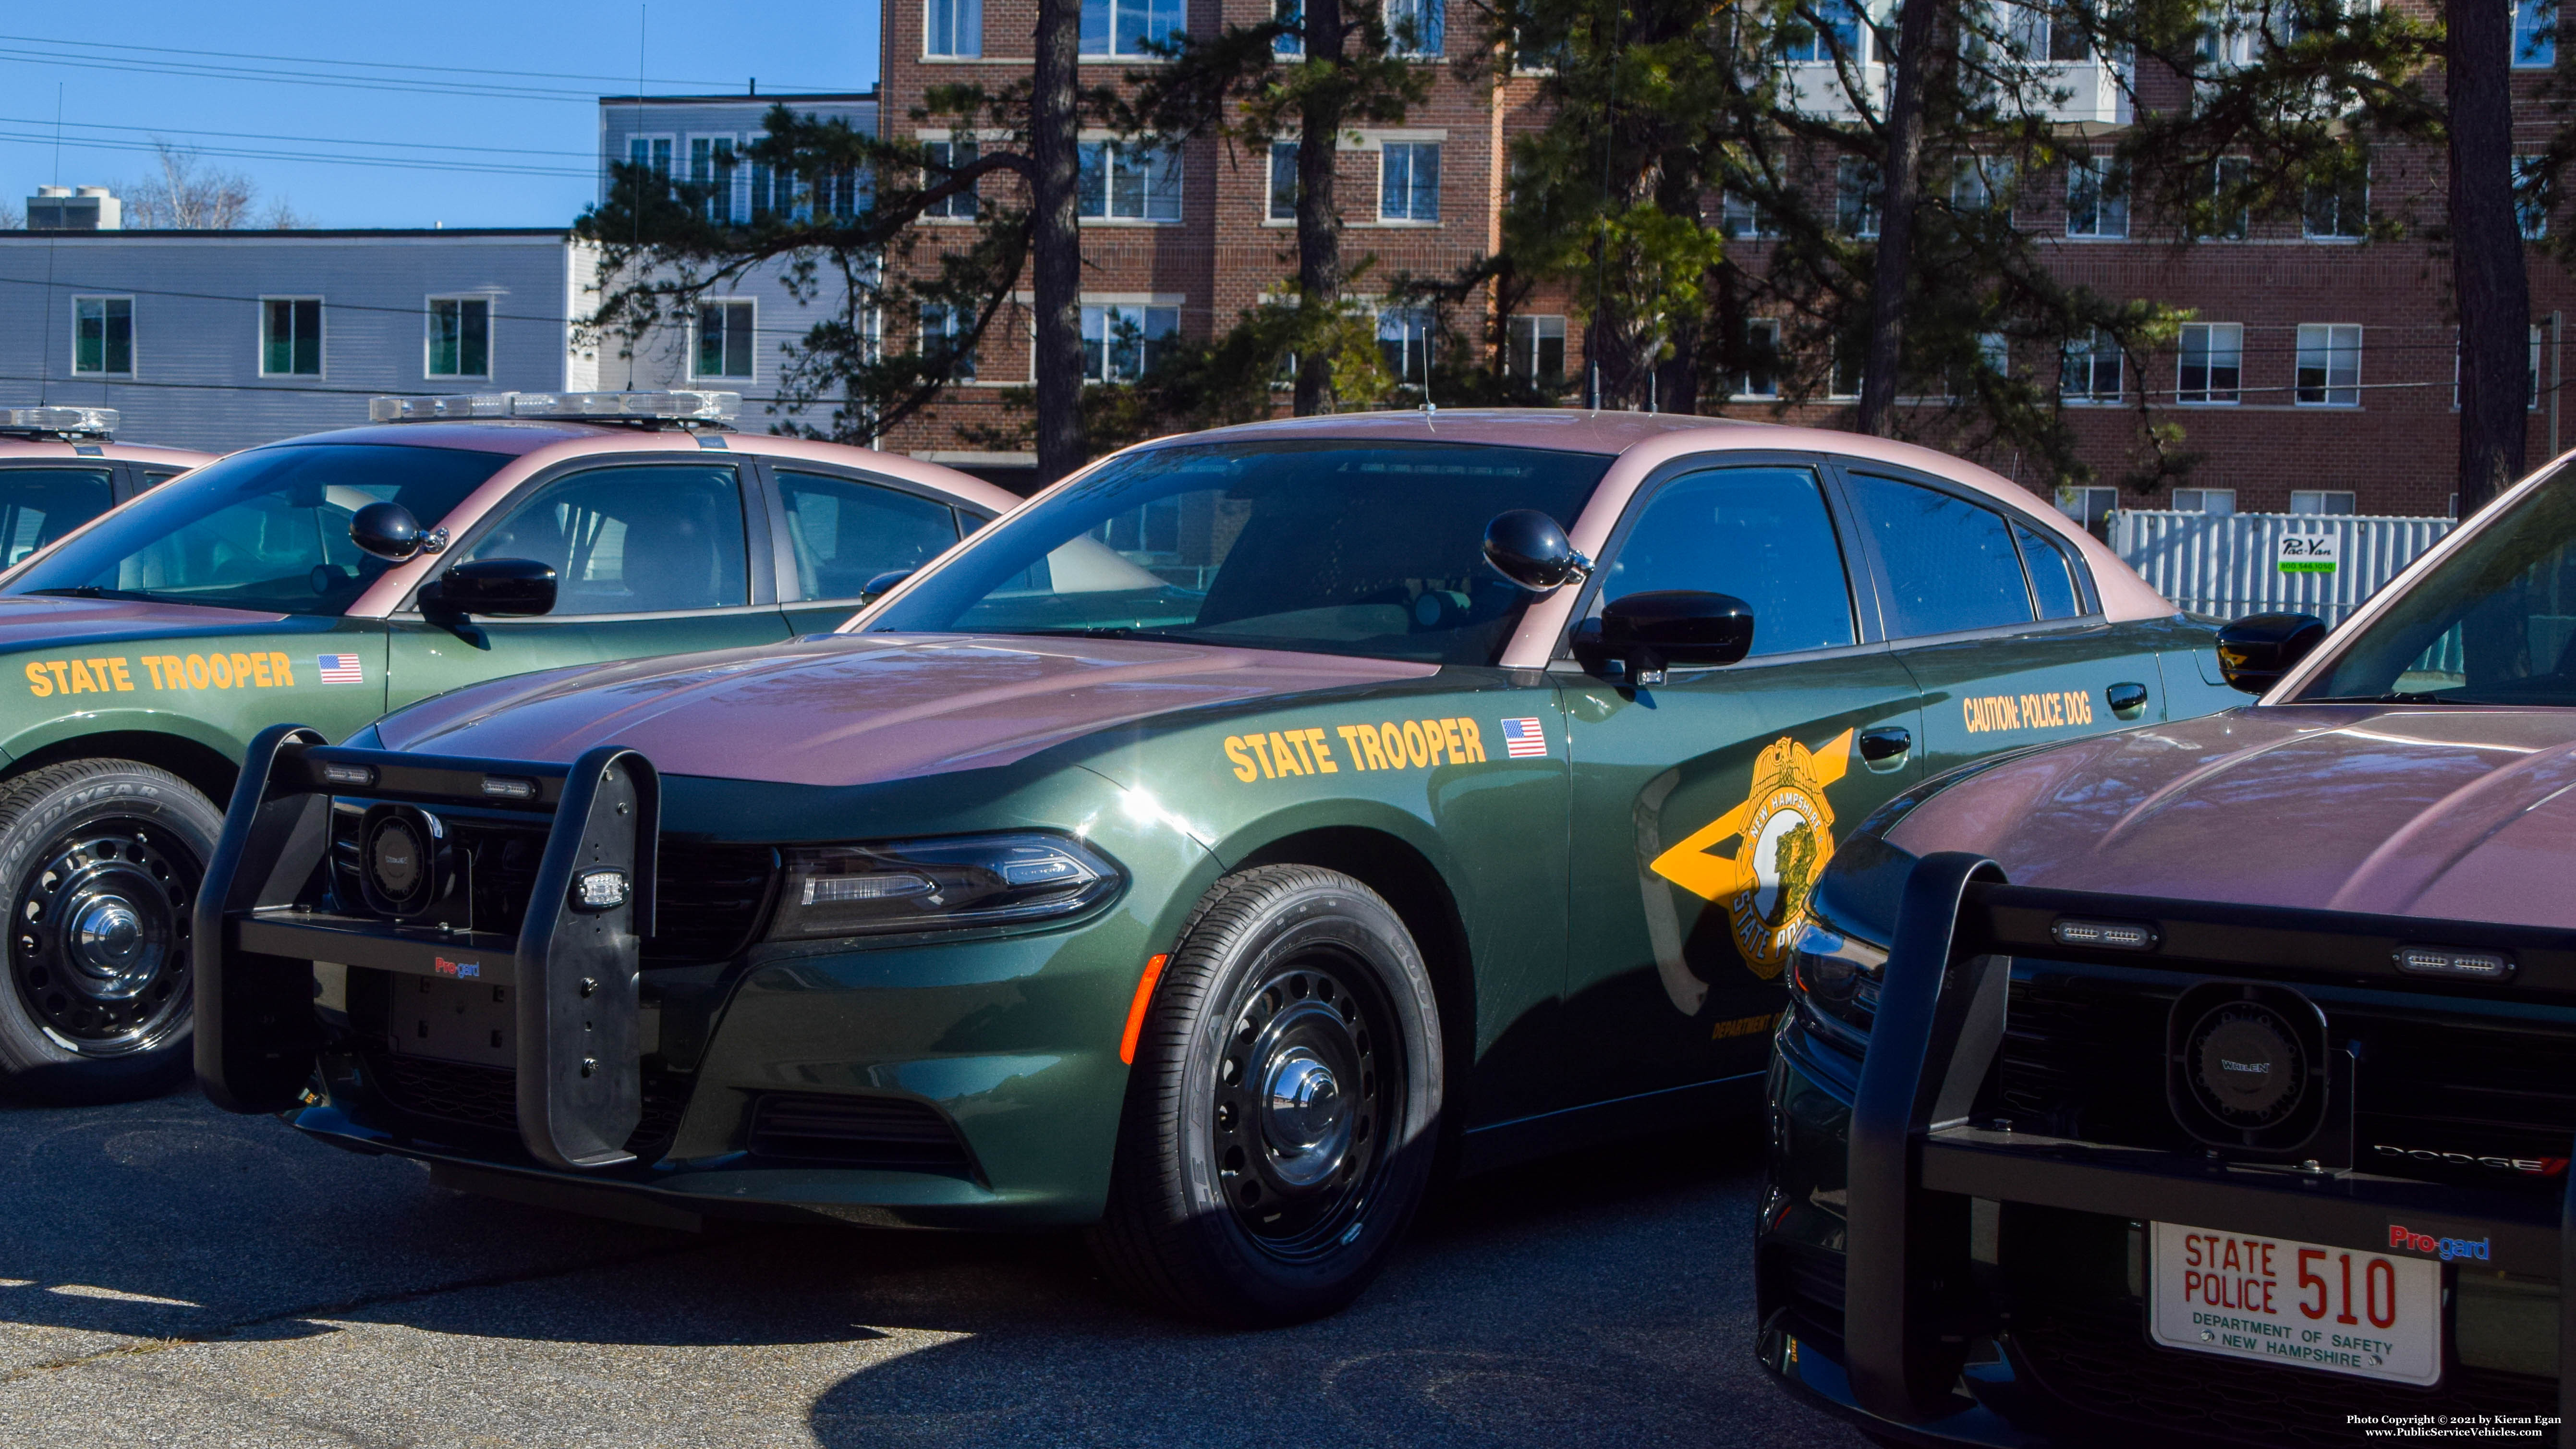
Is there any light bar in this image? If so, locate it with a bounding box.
[0,405,117,437]
[2394,946,2514,981]
[368,390,741,425]
[2050,917,2162,952]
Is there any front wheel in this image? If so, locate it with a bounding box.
[1090,864,1444,1326]
[0,759,220,1104]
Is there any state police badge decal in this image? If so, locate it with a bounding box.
[1649,728,1853,981]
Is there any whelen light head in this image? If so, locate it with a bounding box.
[2394,946,2514,981]
[2051,917,2161,952]
[0,405,117,438]
[367,390,741,427]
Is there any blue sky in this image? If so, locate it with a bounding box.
[0,2,879,229]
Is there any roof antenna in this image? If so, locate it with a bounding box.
[40,83,63,405]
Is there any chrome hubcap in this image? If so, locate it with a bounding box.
[1261,1047,1350,1188]
[1210,955,1394,1262]
[11,822,198,1054]
[68,897,148,998]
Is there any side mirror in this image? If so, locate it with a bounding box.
[1580,590,1755,684]
[859,569,913,604]
[1482,509,1591,592]
[2215,612,2327,695]
[350,501,429,561]
[422,558,557,618]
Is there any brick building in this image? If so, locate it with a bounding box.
[872,0,2570,518]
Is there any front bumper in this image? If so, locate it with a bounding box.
[1759,854,2574,1446]
[198,726,1201,1230]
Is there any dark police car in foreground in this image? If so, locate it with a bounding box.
[1762,460,2576,1442]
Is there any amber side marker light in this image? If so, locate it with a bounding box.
[1119,954,1170,1065]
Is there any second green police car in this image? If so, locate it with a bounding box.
[196,409,2241,1324]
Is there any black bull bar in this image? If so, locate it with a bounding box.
[193,723,659,1171]
[1848,852,2576,1441]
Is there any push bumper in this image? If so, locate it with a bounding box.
[1771,852,2576,1446]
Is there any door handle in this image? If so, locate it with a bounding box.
[2106,682,2151,720]
[1859,726,1912,771]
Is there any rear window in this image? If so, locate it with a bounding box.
[0,467,116,567]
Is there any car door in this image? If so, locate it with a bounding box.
[0,463,120,567]
[767,464,983,635]
[1557,459,1924,1111]
[1835,465,2163,780]
[383,457,794,710]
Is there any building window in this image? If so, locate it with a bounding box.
[261,298,322,377]
[2065,155,2128,239]
[1979,331,2011,377]
[1830,343,1863,400]
[1082,303,1179,381]
[926,0,983,56]
[72,296,132,377]
[1385,0,1444,54]
[427,297,491,378]
[1786,0,1866,62]
[2295,323,2361,406]
[2014,0,2094,61]
[695,299,756,380]
[1380,142,1440,221]
[2203,156,2251,240]
[1951,156,2013,214]
[2175,321,2242,404]
[1720,192,1778,239]
[1507,314,1566,384]
[2539,323,2549,410]
[2289,490,2357,515]
[627,136,674,182]
[1378,306,1433,385]
[2517,155,2551,240]
[690,136,739,223]
[920,303,977,381]
[2055,485,2119,537]
[2060,328,2122,402]
[2304,158,2369,240]
[1275,0,1304,55]
[1837,158,1881,238]
[1268,141,1299,220]
[1078,141,1183,221]
[2171,487,2236,514]
[925,138,981,219]
[1735,317,1783,400]
[2515,0,2555,66]
[1081,0,1184,56]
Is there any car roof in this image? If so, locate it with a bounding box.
[0,438,217,467]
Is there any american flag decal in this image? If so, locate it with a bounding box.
[316,653,364,684]
[1499,717,1548,758]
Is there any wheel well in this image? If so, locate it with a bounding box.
[4,732,238,807]
[1236,828,1475,1102]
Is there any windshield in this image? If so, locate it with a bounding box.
[2305,462,2576,706]
[862,438,1613,665]
[6,444,508,616]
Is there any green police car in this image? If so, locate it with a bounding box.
[197,410,2239,1323]
[0,390,1010,1101]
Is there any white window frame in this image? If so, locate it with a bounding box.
[2304,160,2369,241]
[2175,321,2242,405]
[922,136,982,222]
[2055,485,2119,533]
[1786,0,1868,63]
[693,298,758,382]
[1978,331,2011,377]
[2289,490,2357,515]
[1078,300,1182,382]
[1077,138,1184,223]
[258,295,325,379]
[424,295,494,380]
[70,294,134,377]
[1267,140,1299,222]
[1734,317,1783,401]
[1951,155,2014,216]
[2448,324,2549,411]
[2517,155,2551,241]
[2205,156,2251,240]
[1837,157,1882,238]
[2515,0,2556,67]
[1507,314,1567,385]
[2295,322,2362,406]
[1274,0,1305,56]
[2065,154,2128,239]
[625,133,677,187]
[1719,191,1779,240]
[686,134,742,223]
[1080,0,1185,57]
[919,302,978,382]
[925,0,984,57]
[2060,328,2122,403]
[2170,487,2236,514]
[1384,0,1445,56]
[1377,305,1434,387]
[1379,141,1441,223]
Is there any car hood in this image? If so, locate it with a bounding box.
[0,593,294,648]
[1882,706,2576,928]
[376,633,1440,788]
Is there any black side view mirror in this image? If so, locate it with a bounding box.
[1482,509,1591,591]
[859,569,913,604]
[350,501,429,561]
[1578,590,1756,684]
[2215,612,2327,695]
[421,558,558,619]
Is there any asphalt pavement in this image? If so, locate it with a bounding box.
[0,1089,1865,1448]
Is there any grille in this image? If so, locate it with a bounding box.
[2013,1296,2551,1446]
[1996,971,2186,1149]
[365,1053,694,1162]
[746,1093,973,1173]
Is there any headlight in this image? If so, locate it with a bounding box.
[1785,914,1887,1050]
[766,832,1120,940]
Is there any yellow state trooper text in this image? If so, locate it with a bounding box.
[24,652,299,697]
[1223,717,1488,782]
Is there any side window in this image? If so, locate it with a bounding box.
[0,469,115,567]
[464,464,749,615]
[2014,522,2084,621]
[775,469,963,601]
[1596,465,1856,657]
[1844,473,2034,637]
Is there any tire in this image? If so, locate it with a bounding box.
[0,759,221,1104]
[1089,864,1444,1327]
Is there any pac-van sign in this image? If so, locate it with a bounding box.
[2276,533,2339,574]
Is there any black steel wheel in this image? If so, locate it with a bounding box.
[0,760,220,1102]
[1091,864,1443,1327]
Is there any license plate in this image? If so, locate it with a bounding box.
[2147,1222,2442,1387]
